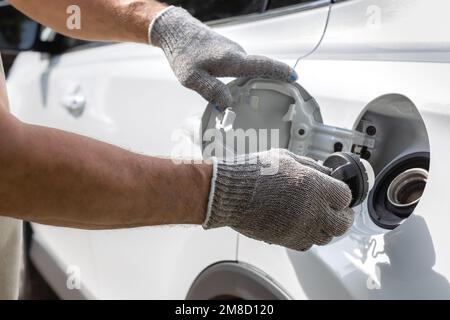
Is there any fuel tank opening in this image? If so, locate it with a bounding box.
[367,153,429,230]
[387,168,428,209]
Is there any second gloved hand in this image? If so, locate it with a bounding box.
[203,149,355,251]
[149,6,297,108]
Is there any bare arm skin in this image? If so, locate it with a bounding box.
[0,105,211,229]
[0,65,210,229]
[10,0,167,43]
[1,1,214,229]
[0,1,212,229]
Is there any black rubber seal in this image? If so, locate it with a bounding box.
[323,152,369,208]
[368,152,430,230]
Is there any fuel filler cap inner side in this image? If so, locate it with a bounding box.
[201,78,326,159]
[201,78,375,162]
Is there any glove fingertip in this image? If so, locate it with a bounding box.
[332,208,355,237]
[288,69,298,82]
[327,177,353,210]
[211,87,233,108]
[298,242,314,252]
[269,62,297,83]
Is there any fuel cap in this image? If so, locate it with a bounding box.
[323,152,374,207]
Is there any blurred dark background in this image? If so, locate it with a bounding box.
[2,53,15,75]
[1,3,34,75]
[1,0,311,76]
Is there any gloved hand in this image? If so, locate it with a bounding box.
[203,149,355,251]
[149,6,297,108]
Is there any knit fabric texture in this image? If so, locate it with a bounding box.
[149,7,297,107]
[204,149,354,251]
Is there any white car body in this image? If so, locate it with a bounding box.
[7,0,450,299]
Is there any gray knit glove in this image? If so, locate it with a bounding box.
[204,149,355,251]
[149,6,297,107]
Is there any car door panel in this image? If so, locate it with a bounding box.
[238,0,450,299]
[9,2,330,299]
[91,4,330,299]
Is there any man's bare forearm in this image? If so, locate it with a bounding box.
[0,111,211,229]
[4,1,211,229]
[10,0,168,43]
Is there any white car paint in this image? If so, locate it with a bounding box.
[8,1,329,299]
[7,0,450,299]
[238,0,450,299]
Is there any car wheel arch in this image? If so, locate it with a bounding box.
[186,261,292,300]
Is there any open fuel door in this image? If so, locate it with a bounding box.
[201,78,430,234]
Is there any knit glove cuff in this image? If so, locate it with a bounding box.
[149,6,197,50]
[203,156,261,229]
